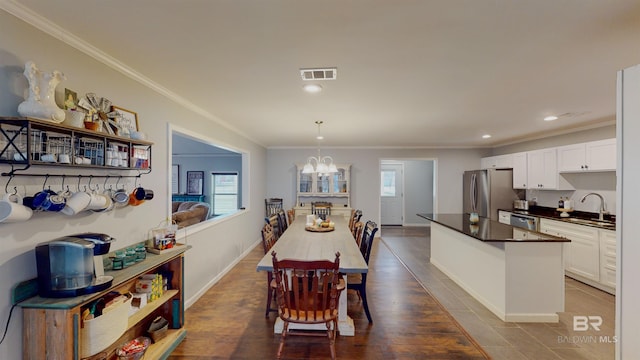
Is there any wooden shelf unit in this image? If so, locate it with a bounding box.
[18,245,190,360]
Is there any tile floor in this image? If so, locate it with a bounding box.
[380,225,616,360]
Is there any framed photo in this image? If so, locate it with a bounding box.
[111,105,139,137]
[64,88,78,110]
[172,164,180,194]
[186,171,204,195]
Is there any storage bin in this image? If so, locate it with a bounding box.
[80,294,132,358]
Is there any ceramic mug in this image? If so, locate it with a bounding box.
[134,187,154,201]
[32,189,57,210]
[0,193,33,223]
[61,191,91,215]
[92,193,114,213]
[112,188,130,205]
[86,193,109,211]
[41,192,66,212]
[128,189,144,206]
[58,154,71,164]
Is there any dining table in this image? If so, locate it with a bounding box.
[256,215,368,336]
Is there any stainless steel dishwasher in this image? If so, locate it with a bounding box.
[510,213,538,231]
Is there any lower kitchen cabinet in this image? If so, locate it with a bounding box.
[539,218,615,293]
[599,229,617,288]
[539,218,600,281]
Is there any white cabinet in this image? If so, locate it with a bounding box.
[599,229,616,288]
[295,164,351,217]
[527,148,559,189]
[512,228,541,240]
[480,154,513,169]
[498,210,511,224]
[539,218,600,282]
[512,152,528,189]
[557,138,616,172]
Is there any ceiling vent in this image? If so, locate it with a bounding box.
[300,67,337,81]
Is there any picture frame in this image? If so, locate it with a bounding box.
[64,88,78,110]
[186,171,204,195]
[111,105,139,137]
[172,164,180,194]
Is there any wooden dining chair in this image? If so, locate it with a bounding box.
[312,201,332,220]
[287,209,295,225]
[347,220,378,323]
[265,197,283,217]
[276,209,288,233]
[271,251,345,360]
[261,223,278,317]
[265,214,281,239]
[351,221,364,247]
[348,209,363,234]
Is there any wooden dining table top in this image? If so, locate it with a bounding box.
[256,215,368,274]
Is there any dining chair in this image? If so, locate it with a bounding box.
[271,251,345,360]
[265,214,281,239]
[265,198,283,217]
[351,221,364,247]
[312,201,332,219]
[287,209,295,225]
[276,210,288,234]
[261,223,278,317]
[347,220,378,323]
[348,209,363,234]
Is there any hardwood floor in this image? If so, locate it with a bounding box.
[380,226,616,360]
[169,229,490,359]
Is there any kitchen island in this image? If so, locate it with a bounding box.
[418,213,569,323]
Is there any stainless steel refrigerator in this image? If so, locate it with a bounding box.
[463,168,524,220]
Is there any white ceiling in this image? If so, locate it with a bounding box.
[6,0,640,148]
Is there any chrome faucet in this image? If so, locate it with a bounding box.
[580,192,608,221]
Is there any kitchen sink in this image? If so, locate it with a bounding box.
[565,218,616,227]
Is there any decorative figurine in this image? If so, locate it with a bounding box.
[17,61,66,122]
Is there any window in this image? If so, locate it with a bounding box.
[381,170,396,197]
[212,172,238,215]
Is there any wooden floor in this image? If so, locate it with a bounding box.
[169,229,490,359]
[380,226,616,360]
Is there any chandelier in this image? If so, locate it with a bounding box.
[302,121,338,175]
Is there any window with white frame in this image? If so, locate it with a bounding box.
[212,172,238,215]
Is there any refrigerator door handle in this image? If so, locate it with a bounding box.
[470,173,477,212]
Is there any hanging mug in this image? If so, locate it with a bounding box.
[0,193,33,223]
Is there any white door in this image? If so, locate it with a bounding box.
[381,163,403,225]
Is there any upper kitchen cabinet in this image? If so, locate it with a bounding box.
[512,152,528,189]
[527,147,572,190]
[480,154,513,169]
[557,138,616,172]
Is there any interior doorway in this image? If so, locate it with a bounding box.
[380,159,436,226]
[381,162,404,225]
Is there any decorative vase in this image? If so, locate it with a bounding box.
[469,212,479,224]
[17,61,66,123]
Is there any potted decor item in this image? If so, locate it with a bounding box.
[17,61,66,123]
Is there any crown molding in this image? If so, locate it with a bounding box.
[0,1,263,147]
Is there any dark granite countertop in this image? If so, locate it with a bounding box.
[501,206,616,230]
[417,213,569,243]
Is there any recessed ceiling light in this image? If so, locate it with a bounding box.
[303,84,323,93]
[482,134,491,139]
[544,115,559,121]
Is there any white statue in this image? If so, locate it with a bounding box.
[17,61,66,122]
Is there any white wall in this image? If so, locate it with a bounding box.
[402,160,435,225]
[0,10,266,359]
[267,148,484,226]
